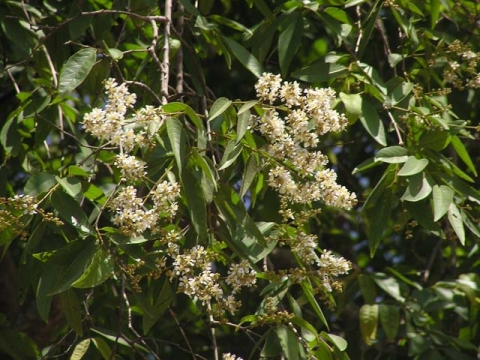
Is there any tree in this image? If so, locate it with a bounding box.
[1,0,479,359]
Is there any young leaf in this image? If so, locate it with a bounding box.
[58,48,97,94]
[432,185,454,221]
[448,203,465,245]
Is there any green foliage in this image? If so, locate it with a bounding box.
[1,0,480,359]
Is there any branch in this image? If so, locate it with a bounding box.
[175,2,185,97]
[161,0,173,104]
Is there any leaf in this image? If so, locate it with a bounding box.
[358,274,377,304]
[448,203,465,245]
[72,250,114,288]
[352,157,379,174]
[236,110,250,143]
[340,92,362,122]
[240,153,260,198]
[60,289,83,335]
[36,264,60,322]
[181,168,207,240]
[70,338,91,360]
[235,222,276,263]
[223,36,264,77]
[375,146,409,163]
[292,57,348,82]
[359,304,378,345]
[300,281,329,329]
[432,185,454,221]
[418,130,451,151]
[276,325,299,360]
[278,11,303,77]
[56,176,82,200]
[397,156,429,176]
[218,140,243,170]
[323,333,348,351]
[142,280,173,334]
[401,172,434,202]
[58,48,97,94]
[51,190,93,233]
[359,100,387,146]
[166,117,186,173]
[24,172,57,196]
[208,97,232,121]
[92,338,112,360]
[50,243,98,295]
[371,273,405,302]
[90,328,149,353]
[451,135,477,176]
[379,304,399,342]
[238,100,259,115]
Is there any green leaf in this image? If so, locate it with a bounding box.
[292,56,348,82]
[359,304,378,345]
[223,36,264,77]
[323,333,348,351]
[142,280,173,334]
[71,250,114,288]
[379,304,399,342]
[51,190,93,233]
[36,264,60,322]
[92,337,112,360]
[50,243,98,295]
[208,97,232,121]
[56,176,82,200]
[181,168,207,240]
[352,157,379,174]
[451,135,477,176]
[300,281,329,329]
[240,153,260,198]
[401,172,434,202]
[60,289,83,335]
[397,156,429,176]
[432,185,454,221]
[70,338,91,360]
[0,329,38,360]
[238,100,259,115]
[24,172,57,196]
[371,273,405,302]
[358,274,377,304]
[278,11,303,77]
[166,117,186,173]
[448,203,465,245]
[236,110,250,143]
[375,146,409,163]
[58,48,97,94]
[418,130,451,151]
[431,0,440,28]
[340,92,362,122]
[235,222,276,263]
[218,140,243,170]
[276,325,299,360]
[359,100,387,146]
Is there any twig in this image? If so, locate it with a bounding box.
[169,308,197,360]
[207,302,219,360]
[125,80,162,105]
[162,0,173,104]
[422,238,442,283]
[385,107,404,145]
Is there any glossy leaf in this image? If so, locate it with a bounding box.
[375,146,409,163]
[58,48,97,94]
[401,172,434,202]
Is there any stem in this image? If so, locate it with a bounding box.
[162,0,173,104]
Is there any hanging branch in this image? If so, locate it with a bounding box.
[162,0,173,104]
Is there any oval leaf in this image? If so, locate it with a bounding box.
[70,338,91,360]
[379,304,399,342]
[59,48,97,94]
[359,304,378,345]
[401,173,433,202]
[397,156,428,176]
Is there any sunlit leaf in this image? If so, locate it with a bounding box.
[359,304,378,345]
[58,48,97,94]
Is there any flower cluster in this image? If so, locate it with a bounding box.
[440,40,480,90]
[223,353,243,360]
[83,79,179,237]
[0,195,62,240]
[166,245,256,317]
[253,73,357,214]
